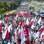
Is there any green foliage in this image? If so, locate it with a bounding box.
[0,0,21,14]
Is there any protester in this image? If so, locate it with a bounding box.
[1,11,44,44]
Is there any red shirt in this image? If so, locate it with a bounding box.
[23,28,31,44]
[6,30,10,40]
[0,21,2,32]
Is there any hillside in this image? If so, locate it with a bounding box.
[29,1,44,11]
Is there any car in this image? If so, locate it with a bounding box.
[40,10,44,17]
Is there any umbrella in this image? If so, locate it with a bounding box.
[4,10,16,15]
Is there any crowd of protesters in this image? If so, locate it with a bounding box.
[0,11,44,44]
